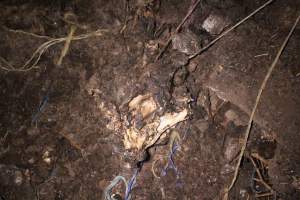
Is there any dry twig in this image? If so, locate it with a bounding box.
[223,13,300,199]
[249,156,273,193]
[255,192,274,198]
[57,25,76,66]
[151,157,164,179]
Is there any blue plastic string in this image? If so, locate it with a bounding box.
[125,169,139,200]
[161,142,184,188]
[103,176,128,200]
[161,142,180,178]
[32,94,49,123]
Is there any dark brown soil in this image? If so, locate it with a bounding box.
[0,0,300,200]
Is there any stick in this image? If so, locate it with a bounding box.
[155,0,202,61]
[249,156,273,192]
[224,13,300,198]
[189,0,275,60]
[57,25,76,66]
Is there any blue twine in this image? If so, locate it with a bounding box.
[161,142,180,179]
[125,169,139,200]
[103,169,139,200]
[161,142,184,188]
[32,94,49,123]
[103,176,128,200]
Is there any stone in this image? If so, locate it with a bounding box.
[224,109,247,126]
[14,170,23,186]
[172,30,201,55]
[202,11,230,35]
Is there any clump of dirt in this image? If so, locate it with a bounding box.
[0,0,300,200]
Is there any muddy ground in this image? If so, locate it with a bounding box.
[0,0,300,199]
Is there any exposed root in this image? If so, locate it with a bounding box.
[58,131,83,152]
[57,25,76,66]
[223,13,300,199]
[0,28,107,72]
[251,152,269,165]
[2,26,54,40]
[255,192,274,198]
[151,157,164,179]
[249,155,274,195]
[168,129,181,153]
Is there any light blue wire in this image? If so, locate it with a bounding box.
[32,94,49,123]
[103,176,128,200]
[104,169,140,200]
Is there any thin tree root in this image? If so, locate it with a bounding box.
[0,28,106,72]
[223,13,300,200]
[249,156,273,194]
[57,25,76,66]
[151,157,164,179]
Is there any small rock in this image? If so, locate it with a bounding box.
[24,169,30,179]
[42,150,52,165]
[28,158,35,164]
[197,88,223,115]
[14,171,23,186]
[172,30,201,55]
[239,189,248,198]
[145,40,158,55]
[202,11,230,35]
[292,176,300,190]
[187,61,198,73]
[124,162,131,169]
[172,86,189,108]
[224,110,238,122]
[224,109,247,126]
[170,51,189,67]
